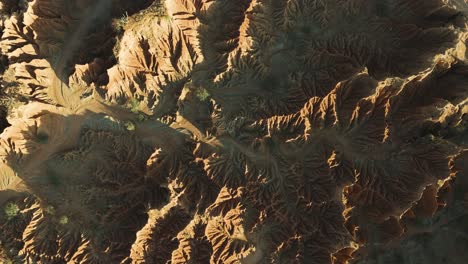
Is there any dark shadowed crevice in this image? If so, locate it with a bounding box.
[112,0,155,17]
[28,0,157,85]
[0,107,9,133]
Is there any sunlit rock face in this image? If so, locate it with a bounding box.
[0,0,467,263]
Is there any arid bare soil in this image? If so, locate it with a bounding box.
[0,0,467,263]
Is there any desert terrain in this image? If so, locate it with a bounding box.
[0,0,467,263]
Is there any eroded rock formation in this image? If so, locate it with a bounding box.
[0,0,467,263]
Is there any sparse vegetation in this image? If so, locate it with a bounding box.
[0,0,467,262]
[112,1,171,60]
[180,230,191,239]
[126,98,149,122]
[137,113,148,122]
[195,88,211,101]
[1,258,13,264]
[124,121,136,131]
[153,1,170,20]
[0,77,28,117]
[114,11,129,33]
[44,205,55,215]
[133,1,170,23]
[111,11,128,59]
[0,247,14,264]
[59,215,69,225]
[3,202,19,220]
[128,98,141,113]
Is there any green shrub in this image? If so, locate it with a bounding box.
[127,98,140,113]
[59,215,69,225]
[115,12,128,32]
[3,202,19,220]
[195,88,210,101]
